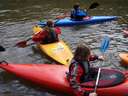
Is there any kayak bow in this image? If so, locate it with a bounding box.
[0,63,128,96]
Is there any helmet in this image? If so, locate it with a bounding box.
[46,20,54,27]
[73,3,80,9]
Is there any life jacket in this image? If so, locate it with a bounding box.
[48,28,57,41]
[68,59,90,82]
[71,9,87,20]
[32,31,44,42]
[43,27,58,43]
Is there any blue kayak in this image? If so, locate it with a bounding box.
[38,16,118,27]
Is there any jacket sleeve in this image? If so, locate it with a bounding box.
[55,27,61,34]
[69,64,85,96]
[32,31,45,42]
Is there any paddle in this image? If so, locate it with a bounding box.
[100,36,110,66]
[15,26,43,48]
[93,36,110,93]
[15,37,33,48]
[86,2,99,11]
[94,68,101,93]
[56,2,99,19]
[0,45,5,52]
[100,36,110,54]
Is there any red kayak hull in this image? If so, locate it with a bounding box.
[0,63,128,96]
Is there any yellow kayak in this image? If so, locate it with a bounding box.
[119,53,128,66]
[33,26,73,66]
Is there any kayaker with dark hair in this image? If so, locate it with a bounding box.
[67,43,104,96]
[71,3,88,20]
[32,20,61,44]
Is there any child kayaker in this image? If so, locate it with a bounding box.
[70,3,88,20]
[32,20,61,44]
[67,43,104,96]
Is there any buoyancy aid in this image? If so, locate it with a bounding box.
[68,59,90,82]
[67,59,98,96]
[32,27,61,43]
[47,28,57,41]
[71,9,87,20]
[43,27,58,43]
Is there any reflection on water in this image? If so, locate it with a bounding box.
[0,0,128,96]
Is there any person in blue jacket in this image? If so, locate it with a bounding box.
[71,3,88,20]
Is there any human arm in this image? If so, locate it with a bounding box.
[89,55,104,61]
[81,9,88,16]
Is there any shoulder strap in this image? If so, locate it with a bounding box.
[69,59,77,71]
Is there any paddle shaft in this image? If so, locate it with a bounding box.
[94,68,101,92]
[26,36,32,41]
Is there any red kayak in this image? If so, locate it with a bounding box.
[0,62,128,96]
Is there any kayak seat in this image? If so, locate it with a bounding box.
[81,68,125,88]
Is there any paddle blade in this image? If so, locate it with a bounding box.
[100,36,110,53]
[0,45,5,52]
[89,2,99,9]
[15,41,27,48]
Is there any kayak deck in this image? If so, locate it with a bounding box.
[38,40,73,65]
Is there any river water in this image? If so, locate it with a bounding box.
[0,0,128,96]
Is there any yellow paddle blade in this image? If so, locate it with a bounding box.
[33,25,43,33]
